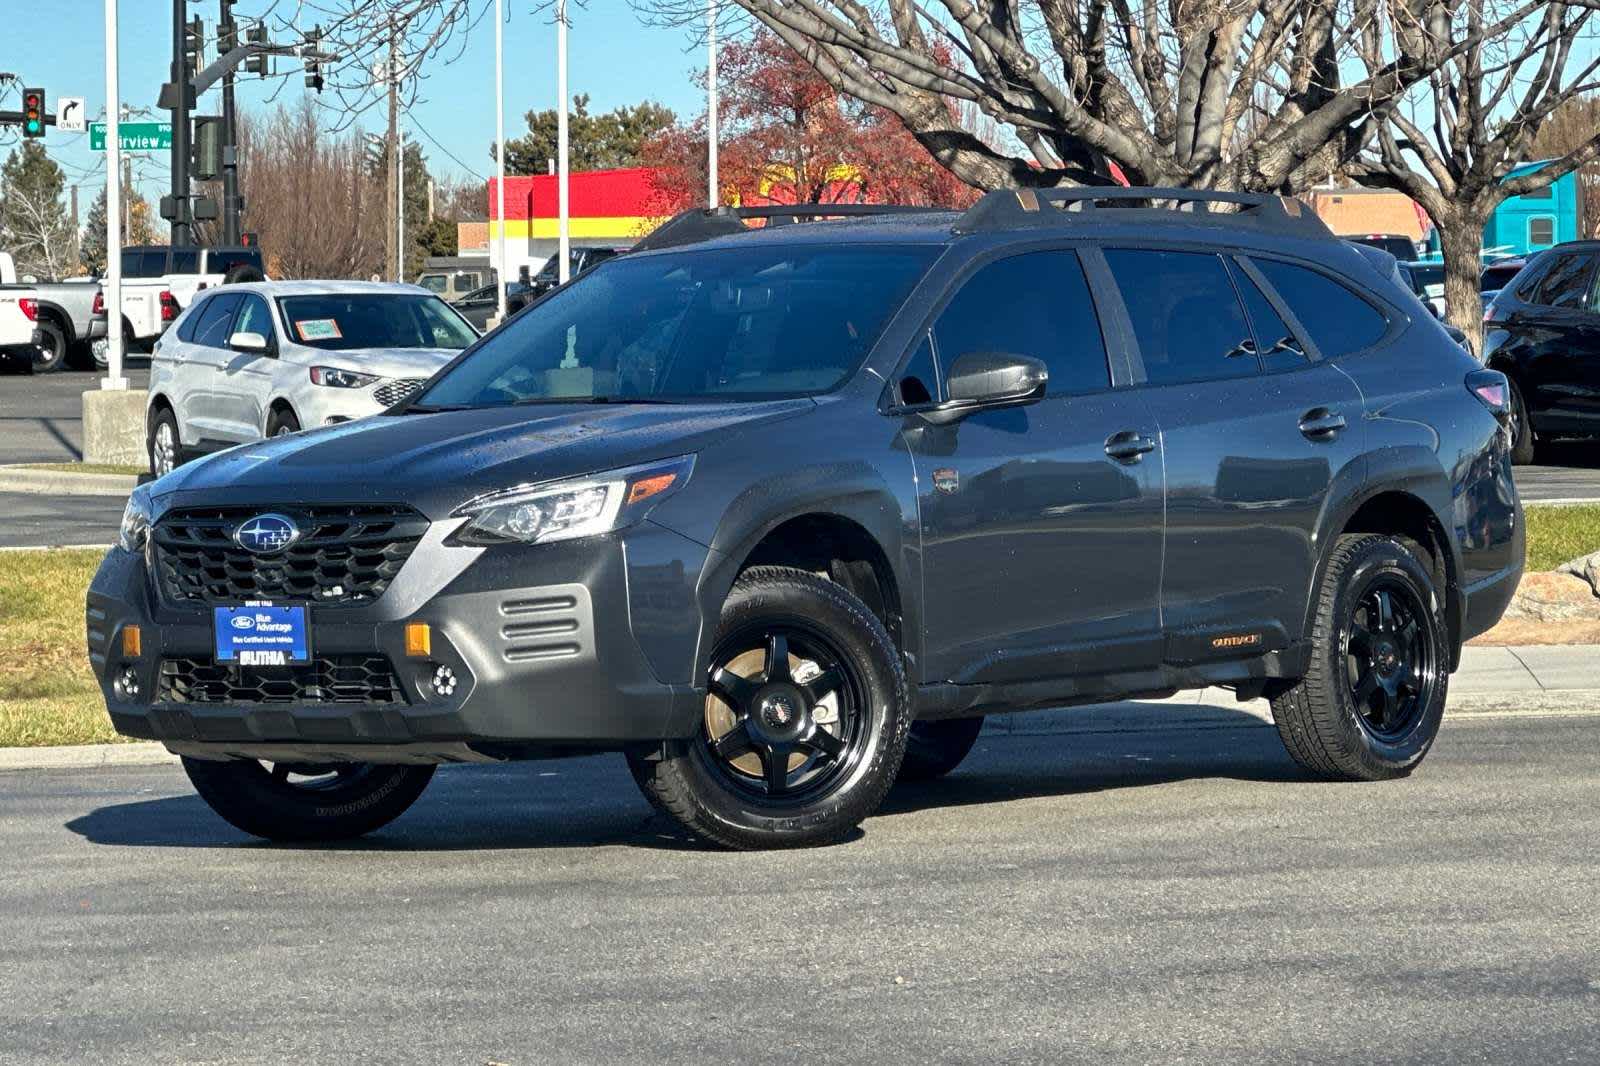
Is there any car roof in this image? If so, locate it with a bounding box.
[202,280,436,298]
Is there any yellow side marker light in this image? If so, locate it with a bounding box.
[122,625,142,658]
[405,622,432,659]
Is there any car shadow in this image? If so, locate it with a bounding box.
[64,712,1314,853]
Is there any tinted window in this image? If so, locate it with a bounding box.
[418,274,448,293]
[1251,259,1388,357]
[1531,252,1593,308]
[209,248,262,275]
[1481,264,1522,292]
[1523,184,1553,200]
[120,249,168,278]
[176,297,208,342]
[277,293,478,350]
[1104,249,1257,385]
[1528,217,1555,247]
[897,332,937,406]
[1229,262,1307,372]
[1348,236,1415,261]
[933,250,1109,395]
[417,245,936,407]
[232,294,273,344]
[190,293,242,348]
[169,248,200,274]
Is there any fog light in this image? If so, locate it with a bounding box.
[431,664,457,698]
[122,625,142,658]
[112,664,140,701]
[405,621,432,658]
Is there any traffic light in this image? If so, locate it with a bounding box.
[21,88,44,139]
[244,25,268,75]
[184,16,205,77]
[192,116,223,180]
[303,25,324,92]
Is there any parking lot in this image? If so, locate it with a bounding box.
[3,711,1598,1064]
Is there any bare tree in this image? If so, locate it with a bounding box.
[633,0,1566,196]
[1348,2,1600,345]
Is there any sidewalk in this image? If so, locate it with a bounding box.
[1,645,1595,772]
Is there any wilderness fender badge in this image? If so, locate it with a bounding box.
[932,468,959,495]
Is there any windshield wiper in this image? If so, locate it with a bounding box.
[397,402,478,414]
[514,395,680,406]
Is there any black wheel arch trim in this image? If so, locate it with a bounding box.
[31,301,76,344]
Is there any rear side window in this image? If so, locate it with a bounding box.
[1228,263,1308,373]
[169,248,200,274]
[1251,259,1388,358]
[190,293,242,348]
[933,250,1110,395]
[1530,252,1593,309]
[176,297,208,342]
[1103,249,1258,386]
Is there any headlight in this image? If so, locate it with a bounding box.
[118,489,152,553]
[309,366,379,389]
[452,455,695,546]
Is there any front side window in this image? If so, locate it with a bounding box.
[1531,252,1593,309]
[232,294,273,345]
[932,250,1110,395]
[418,275,448,293]
[1251,258,1389,358]
[1104,249,1258,386]
[277,293,478,351]
[414,244,936,407]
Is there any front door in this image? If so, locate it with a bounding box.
[216,293,279,439]
[904,248,1164,686]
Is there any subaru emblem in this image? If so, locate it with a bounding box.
[234,513,300,555]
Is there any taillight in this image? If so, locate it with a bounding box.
[91,291,105,315]
[17,298,36,321]
[159,290,179,321]
[1466,368,1510,424]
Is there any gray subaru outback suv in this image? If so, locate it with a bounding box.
[89,189,1523,849]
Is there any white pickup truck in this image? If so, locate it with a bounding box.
[116,244,265,351]
[0,252,107,372]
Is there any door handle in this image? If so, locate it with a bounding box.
[1105,430,1157,462]
[1298,407,1347,440]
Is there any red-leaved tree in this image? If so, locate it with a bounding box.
[641,33,979,214]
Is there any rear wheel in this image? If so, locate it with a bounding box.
[627,566,911,849]
[30,320,66,374]
[265,406,301,437]
[182,758,435,841]
[1506,377,1538,465]
[1271,534,1449,781]
[897,717,985,783]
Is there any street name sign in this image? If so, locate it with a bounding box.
[89,121,173,151]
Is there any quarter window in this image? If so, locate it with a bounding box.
[1228,262,1308,372]
[1531,252,1593,309]
[1250,259,1388,358]
[932,250,1110,396]
[897,332,937,406]
[1103,249,1258,385]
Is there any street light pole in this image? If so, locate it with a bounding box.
[168,0,193,246]
[397,130,407,281]
[556,0,570,285]
[707,0,718,208]
[103,0,126,390]
[494,0,507,321]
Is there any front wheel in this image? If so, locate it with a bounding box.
[1506,377,1538,465]
[627,566,912,849]
[1271,534,1449,781]
[182,758,435,841]
[265,406,301,437]
[148,407,182,478]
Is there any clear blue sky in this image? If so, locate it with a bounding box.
[2,2,707,216]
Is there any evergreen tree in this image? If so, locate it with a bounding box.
[495,95,675,176]
[80,186,161,276]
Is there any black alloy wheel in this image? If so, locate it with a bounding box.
[699,625,866,803]
[1342,576,1441,743]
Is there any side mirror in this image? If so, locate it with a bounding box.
[922,352,1047,423]
[230,330,269,354]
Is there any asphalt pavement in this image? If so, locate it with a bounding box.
[0,493,124,549]
[0,360,152,466]
[3,711,1598,1064]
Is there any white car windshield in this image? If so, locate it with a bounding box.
[276,293,478,351]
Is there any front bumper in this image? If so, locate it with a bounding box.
[87,520,712,760]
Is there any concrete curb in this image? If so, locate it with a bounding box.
[2,690,1597,773]
[0,465,137,497]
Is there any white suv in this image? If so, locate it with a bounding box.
[145,281,477,477]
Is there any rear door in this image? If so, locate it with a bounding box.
[1499,250,1599,438]
[1102,246,1368,663]
[177,291,243,444]
[903,246,1165,685]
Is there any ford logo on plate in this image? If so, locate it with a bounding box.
[233,513,300,555]
[229,615,256,630]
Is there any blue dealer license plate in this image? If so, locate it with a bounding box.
[213,605,311,666]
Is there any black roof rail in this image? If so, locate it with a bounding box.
[633,203,945,253]
[953,187,1331,239]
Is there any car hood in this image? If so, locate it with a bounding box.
[152,399,816,517]
[289,345,460,379]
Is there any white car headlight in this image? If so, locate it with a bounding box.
[309,366,379,389]
[452,455,695,546]
[118,489,153,553]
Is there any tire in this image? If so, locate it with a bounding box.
[1506,377,1538,465]
[30,319,66,374]
[222,263,266,285]
[182,758,435,842]
[1270,534,1450,782]
[626,565,912,850]
[265,406,301,437]
[896,716,985,783]
[147,406,182,478]
[89,336,110,370]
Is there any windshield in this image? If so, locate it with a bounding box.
[413,244,937,407]
[1406,264,1444,289]
[276,293,478,351]
[1350,236,1416,261]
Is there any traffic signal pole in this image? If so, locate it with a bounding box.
[219,0,240,244]
[168,0,194,246]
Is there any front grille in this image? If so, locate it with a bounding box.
[374,378,426,407]
[153,504,428,606]
[156,655,406,706]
